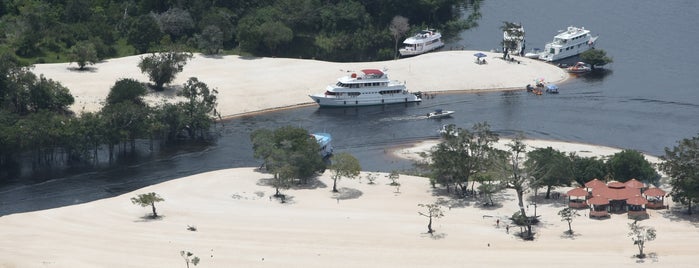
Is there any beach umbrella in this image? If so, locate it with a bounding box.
[474,52,487,58]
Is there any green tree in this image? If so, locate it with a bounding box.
[259,20,293,55]
[474,172,503,206]
[180,251,200,268]
[628,220,656,258]
[388,170,400,186]
[607,149,659,184]
[498,135,536,239]
[106,78,147,106]
[138,51,193,91]
[128,14,163,54]
[429,123,499,196]
[68,41,98,70]
[570,154,607,186]
[389,15,409,59]
[580,49,613,70]
[250,126,326,186]
[131,192,165,218]
[154,8,195,41]
[27,75,75,114]
[196,25,224,55]
[660,135,699,214]
[100,101,150,157]
[558,207,580,235]
[418,202,444,234]
[329,152,361,192]
[177,77,220,139]
[526,147,573,199]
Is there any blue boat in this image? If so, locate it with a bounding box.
[311,133,333,158]
[545,84,559,94]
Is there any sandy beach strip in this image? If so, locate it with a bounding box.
[0,159,695,267]
[31,50,567,118]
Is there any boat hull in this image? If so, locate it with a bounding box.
[309,94,421,107]
[399,43,444,57]
[427,111,454,119]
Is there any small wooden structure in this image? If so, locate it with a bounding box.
[644,187,667,209]
[566,187,589,208]
[588,196,610,218]
[626,195,649,220]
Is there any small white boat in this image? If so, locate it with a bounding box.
[311,133,333,158]
[427,109,454,119]
[399,29,445,57]
[538,26,598,62]
[566,62,592,74]
[524,48,542,59]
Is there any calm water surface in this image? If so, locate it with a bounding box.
[1,0,698,215]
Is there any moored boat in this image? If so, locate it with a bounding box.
[309,69,422,107]
[311,132,333,158]
[566,62,592,74]
[399,29,445,57]
[539,26,598,62]
[524,48,542,59]
[545,84,559,94]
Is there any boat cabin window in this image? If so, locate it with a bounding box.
[379,89,402,95]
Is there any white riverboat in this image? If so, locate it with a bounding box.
[311,132,333,158]
[309,69,422,107]
[538,26,598,62]
[399,29,445,57]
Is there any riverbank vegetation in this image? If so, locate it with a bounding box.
[0,53,220,181]
[0,0,482,64]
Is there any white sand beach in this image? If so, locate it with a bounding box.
[3,53,698,267]
[31,51,567,118]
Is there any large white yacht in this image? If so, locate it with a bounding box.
[309,69,422,107]
[538,26,598,62]
[399,29,445,57]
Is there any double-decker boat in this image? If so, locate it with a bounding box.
[538,26,598,62]
[399,29,445,57]
[309,69,422,107]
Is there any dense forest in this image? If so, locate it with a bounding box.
[0,0,482,63]
[0,0,483,181]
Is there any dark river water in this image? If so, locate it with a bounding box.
[1,0,698,215]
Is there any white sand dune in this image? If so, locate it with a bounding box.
[3,54,697,267]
